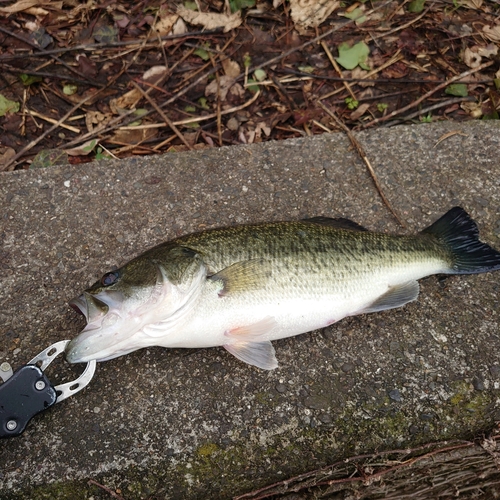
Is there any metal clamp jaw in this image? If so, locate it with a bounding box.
[0,340,96,438]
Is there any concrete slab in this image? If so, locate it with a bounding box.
[1,121,500,499]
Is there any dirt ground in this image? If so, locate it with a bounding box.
[0,0,499,171]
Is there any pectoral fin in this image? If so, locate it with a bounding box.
[223,316,278,370]
[361,281,419,314]
[209,259,272,297]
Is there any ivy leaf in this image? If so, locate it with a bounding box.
[408,0,426,12]
[0,94,19,116]
[30,149,68,169]
[445,83,468,97]
[336,42,370,70]
[93,25,119,43]
[229,0,255,12]
[19,74,42,86]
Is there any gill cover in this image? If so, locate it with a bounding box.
[66,246,206,363]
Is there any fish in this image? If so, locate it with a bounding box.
[65,207,500,369]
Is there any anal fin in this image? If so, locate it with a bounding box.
[223,317,278,370]
[361,281,419,314]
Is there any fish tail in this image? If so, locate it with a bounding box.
[421,207,500,275]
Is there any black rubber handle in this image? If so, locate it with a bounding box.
[0,364,57,438]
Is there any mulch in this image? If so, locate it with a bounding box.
[0,0,498,171]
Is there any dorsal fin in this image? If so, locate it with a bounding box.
[303,216,368,232]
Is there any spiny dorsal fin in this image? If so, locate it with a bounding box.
[303,216,368,232]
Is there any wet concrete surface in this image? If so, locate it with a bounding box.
[1,121,500,498]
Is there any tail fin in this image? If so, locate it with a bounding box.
[421,207,500,275]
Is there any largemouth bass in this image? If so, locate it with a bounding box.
[65,207,500,369]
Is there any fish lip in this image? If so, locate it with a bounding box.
[69,294,86,317]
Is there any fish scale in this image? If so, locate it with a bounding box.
[65,207,500,370]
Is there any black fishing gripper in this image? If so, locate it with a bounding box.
[0,340,96,438]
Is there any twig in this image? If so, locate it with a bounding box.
[234,439,479,500]
[0,25,100,86]
[119,90,261,130]
[387,96,475,126]
[209,53,223,147]
[88,479,125,500]
[130,80,193,151]
[321,41,357,102]
[317,101,406,228]
[360,61,495,129]
[1,92,97,171]
[236,0,394,82]
[0,30,223,60]
[26,109,80,133]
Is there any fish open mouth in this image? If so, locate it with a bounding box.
[69,293,110,324]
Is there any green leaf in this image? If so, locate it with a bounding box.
[377,102,388,112]
[345,97,359,110]
[298,66,315,74]
[246,78,259,93]
[93,25,119,44]
[63,84,78,95]
[243,53,252,68]
[343,8,367,24]
[184,105,196,113]
[194,48,210,61]
[229,0,255,12]
[30,149,68,169]
[198,97,210,110]
[408,0,425,13]
[82,139,98,152]
[253,69,266,82]
[494,79,500,91]
[184,1,198,9]
[445,83,468,97]
[19,74,42,86]
[0,94,19,116]
[336,42,370,70]
[183,121,200,129]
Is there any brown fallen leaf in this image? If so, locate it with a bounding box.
[85,110,112,133]
[65,139,100,157]
[222,58,241,79]
[350,102,370,121]
[205,75,238,101]
[109,88,142,114]
[0,146,16,171]
[177,6,241,33]
[289,0,340,32]
[483,25,500,42]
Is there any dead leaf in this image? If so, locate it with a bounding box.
[461,0,483,7]
[463,48,482,69]
[110,127,157,145]
[85,110,111,133]
[65,138,100,156]
[205,75,237,101]
[461,101,482,118]
[177,6,241,33]
[289,0,340,32]
[222,58,241,79]
[153,14,180,37]
[350,102,370,121]
[143,65,169,86]
[0,147,16,171]
[478,44,498,58]
[0,0,50,14]
[483,25,500,43]
[76,54,97,77]
[110,88,142,113]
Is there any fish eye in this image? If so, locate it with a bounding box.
[101,271,120,287]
